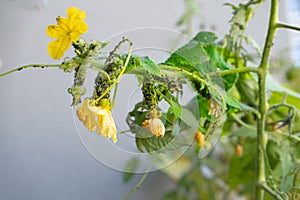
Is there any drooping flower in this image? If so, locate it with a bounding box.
[76,99,96,132]
[95,108,117,143]
[46,7,88,59]
[76,99,117,143]
[142,118,165,137]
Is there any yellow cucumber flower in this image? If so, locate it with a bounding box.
[76,99,117,143]
[46,7,88,59]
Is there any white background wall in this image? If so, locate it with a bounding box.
[0,0,289,199]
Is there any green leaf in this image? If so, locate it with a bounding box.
[180,107,199,128]
[226,94,260,117]
[193,31,218,45]
[245,36,262,57]
[269,92,300,114]
[135,131,175,153]
[140,56,162,76]
[236,73,258,106]
[230,25,240,47]
[123,55,162,76]
[196,95,209,118]
[267,74,300,100]
[164,32,217,73]
[278,151,295,192]
[169,101,182,119]
[231,126,256,138]
[164,31,238,90]
[225,94,241,109]
[266,141,281,170]
[267,75,300,115]
[123,55,142,73]
[223,73,238,91]
[226,3,253,46]
[281,172,294,193]
[239,103,260,117]
[207,45,238,90]
[292,168,300,193]
[230,5,248,26]
[122,157,140,183]
[135,117,196,153]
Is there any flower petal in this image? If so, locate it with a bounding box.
[68,22,88,41]
[46,24,67,38]
[76,100,97,132]
[96,109,117,143]
[69,31,82,42]
[56,17,70,30]
[149,118,165,137]
[47,38,71,59]
[46,7,88,59]
[74,20,88,34]
[67,7,86,20]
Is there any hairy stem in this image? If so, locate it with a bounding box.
[256,0,279,199]
[0,64,59,77]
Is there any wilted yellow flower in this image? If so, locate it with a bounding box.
[76,99,117,143]
[46,7,88,59]
[142,118,165,137]
[76,99,96,132]
[95,108,117,143]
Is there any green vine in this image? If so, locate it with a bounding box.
[1,2,300,199]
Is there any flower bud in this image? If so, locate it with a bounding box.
[235,144,243,157]
[142,118,165,137]
[195,131,211,149]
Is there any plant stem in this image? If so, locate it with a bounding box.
[207,67,259,77]
[122,164,152,200]
[95,39,133,102]
[0,64,60,77]
[256,0,279,199]
[233,114,300,143]
[260,183,284,200]
[276,23,300,32]
[159,64,226,113]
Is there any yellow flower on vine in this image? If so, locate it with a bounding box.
[46,7,88,59]
[77,99,118,143]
